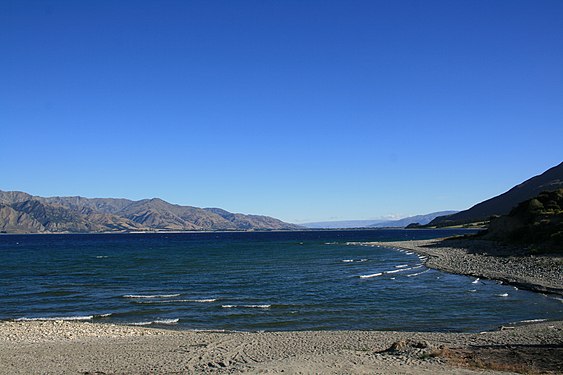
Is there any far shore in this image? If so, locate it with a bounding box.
[0,227,480,235]
[355,238,563,296]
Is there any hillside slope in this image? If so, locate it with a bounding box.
[481,188,563,252]
[430,162,563,227]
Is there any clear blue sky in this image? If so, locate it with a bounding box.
[1,1,562,223]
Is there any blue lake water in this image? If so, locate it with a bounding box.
[1,229,561,332]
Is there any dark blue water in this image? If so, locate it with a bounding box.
[1,230,561,332]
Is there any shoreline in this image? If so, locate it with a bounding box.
[0,227,478,235]
[357,238,563,296]
[1,320,562,374]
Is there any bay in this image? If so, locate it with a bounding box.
[1,229,561,332]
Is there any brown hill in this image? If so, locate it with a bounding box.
[0,190,301,233]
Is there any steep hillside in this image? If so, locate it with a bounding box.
[205,208,299,230]
[430,162,563,227]
[0,204,45,233]
[481,188,563,252]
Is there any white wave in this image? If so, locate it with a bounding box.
[136,298,216,304]
[395,264,409,268]
[468,289,477,293]
[513,286,519,290]
[122,294,181,299]
[390,277,396,280]
[385,268,409,274]
[519,319,547,323]
[130,318,179,326]
[15,315,94,322]
[342,258,368,263]
[96,313,113,318]
[359,272,383,279]
[472,278,480,284]
[497,293,509,297]
[405,252,414,255]
[406,269,430,277]
[188,298,217,303]
[221,304,271,309]
[95,256,108,259]
[553,297,563,303]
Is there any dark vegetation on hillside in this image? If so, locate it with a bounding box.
[477,189,563,254]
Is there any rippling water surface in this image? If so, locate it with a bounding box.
[1,230,561,332]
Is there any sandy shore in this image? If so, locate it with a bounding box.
[357,238,563,296]
[1,319,562,374]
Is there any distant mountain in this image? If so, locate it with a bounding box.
[300,212,458,229]
[300,220,386,229]
[430,162,563,227]
[0,190,301,233]
[369,211,458,228]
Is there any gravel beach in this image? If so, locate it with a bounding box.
[358,238,563,296]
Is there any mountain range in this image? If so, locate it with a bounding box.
[0,191,301,233]
[368,211,459,228]
[429,162,563,227]
[301,211,458,229]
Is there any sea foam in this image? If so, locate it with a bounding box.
[130,318,179,326]
[519,318,547,323]
[15,315,94,321]
[134,298,216,304]
[122,294,181,299]
[359,272,383,279]
[406,269,430,277]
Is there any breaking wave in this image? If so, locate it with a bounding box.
[122,294,181,299]
[130,318,179,326]
[13,313,113,322]
[359,272,383,279]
